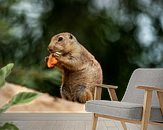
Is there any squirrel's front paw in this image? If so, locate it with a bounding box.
[53,52,62,60]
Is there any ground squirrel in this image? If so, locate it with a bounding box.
[47,32,103,103]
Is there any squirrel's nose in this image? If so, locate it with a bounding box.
[48,46,54,53]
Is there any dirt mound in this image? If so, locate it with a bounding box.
[0,83,85,112]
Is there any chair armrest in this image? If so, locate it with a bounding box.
[94,84,118,89]
[136,86,163,92]
[137,85,163,116]
[94,84,118,101]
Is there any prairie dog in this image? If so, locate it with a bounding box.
[48,32,102,103]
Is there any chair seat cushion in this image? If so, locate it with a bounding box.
[85,100,163,122]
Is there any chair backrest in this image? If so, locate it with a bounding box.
[122,68,163,107]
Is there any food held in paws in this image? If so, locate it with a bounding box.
[47,54,58,68]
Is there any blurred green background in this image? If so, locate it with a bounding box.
[1,0,163,100]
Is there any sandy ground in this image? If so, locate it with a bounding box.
[0,83,85,112]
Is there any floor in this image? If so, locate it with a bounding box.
[1,119,122,130]
[0,113,140,130]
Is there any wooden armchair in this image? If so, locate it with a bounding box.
[85,68,163,130]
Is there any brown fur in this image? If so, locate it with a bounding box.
[48,32,103,103]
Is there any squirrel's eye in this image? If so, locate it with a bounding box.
[58,37,63,42]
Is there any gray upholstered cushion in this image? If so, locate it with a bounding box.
[85,100,163,122]
[122,68,163,106]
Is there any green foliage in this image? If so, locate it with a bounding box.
[10,92,40,105]
[0,92,40,113]
[0,64,39,130]
[8,67,61,96]
[0,64,40,113]
[0,63,14,87]
[0,122,19,130]
[0,103,12,113]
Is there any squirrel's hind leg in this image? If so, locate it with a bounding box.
[74,85,93,103]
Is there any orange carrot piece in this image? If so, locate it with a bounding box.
[47,54,58,68]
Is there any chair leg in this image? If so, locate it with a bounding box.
[92,113,98,130]
[141,123,148,130]
[121,121,127,130]
[141,90,152,130]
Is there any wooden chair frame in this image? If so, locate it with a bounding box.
[91,84,163,130]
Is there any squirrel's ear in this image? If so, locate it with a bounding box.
[69,34,73,39]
